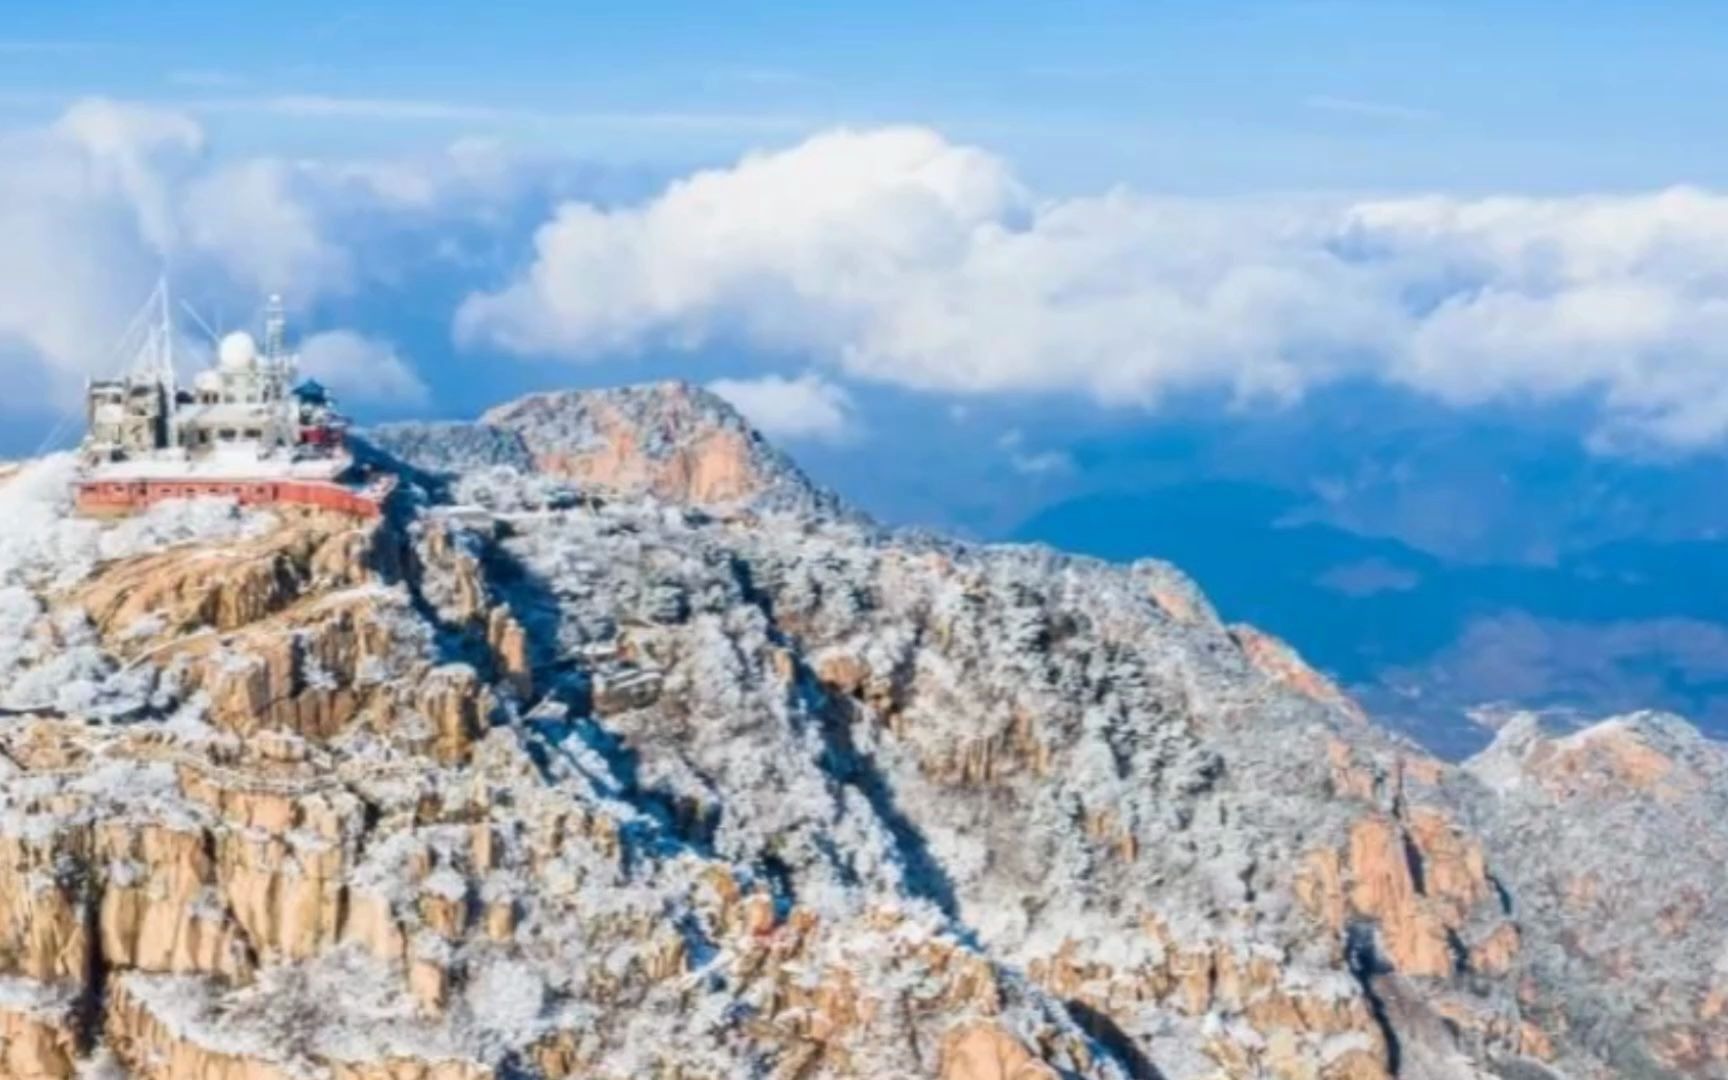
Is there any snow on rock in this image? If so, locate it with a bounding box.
[0,385,1718,1078]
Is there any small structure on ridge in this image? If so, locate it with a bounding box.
[75,285,394,517]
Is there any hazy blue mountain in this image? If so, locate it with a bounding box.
[1013,477,1728,756]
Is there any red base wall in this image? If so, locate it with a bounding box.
[74,477,389,519]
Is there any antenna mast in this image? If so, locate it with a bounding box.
[156,277,176,386]
[150,276,179,446]
[263,293,287,366]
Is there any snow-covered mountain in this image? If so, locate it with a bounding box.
[0,382,1720,1079]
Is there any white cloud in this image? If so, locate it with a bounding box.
[997,429,1071,475]
[298,330,428,407]
[1009,450,1072,477]
[0,99,202,400]
[707,371,853,442]
[0,98,369,408]
[182,159,351,297]
[457,126,1728,451]
[456,127,1024,359]
[0,99,558,412]
[16,102,1728,455]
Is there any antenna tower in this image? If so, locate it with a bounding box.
[263,293,287,366]
[130,276,178,397]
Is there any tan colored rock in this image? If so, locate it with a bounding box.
[1468,923,1521,977]
[95,822,253,981]
[1346,816,1456,977]
[409,956,449,1015]
[1295,848,1348,932]
[1231,625,1366,721]
[73,518,375,646]
[816,652,869,697]
[1403,807,1490,920]
[414,665,491,764]
[329,1061,491,1080]
[105,974,490,1080]
[0,994,77,1080]
[939,1022,1058,1080]
[524,396,767,507]
[0,829,91,985]
[218,832,346,962]
[486,605,533,697]
[1517,1020,1555,1061]
[1327,740,1380,802]
[1323,1050,1392,1080]
[105,977,297,1080]
[1526,723,1692,801]
[420,890,467,939]
[1147,584,1196,623]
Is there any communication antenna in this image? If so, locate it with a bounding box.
[132,275,178,396]
[263,293,287,366]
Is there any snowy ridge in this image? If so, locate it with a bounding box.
[0,394,1720,1078]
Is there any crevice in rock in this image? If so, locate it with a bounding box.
[75,879,105,1056]
[1487,871,1515,916]
[1066,999,1166,1080]
[1345,921,1403,1076]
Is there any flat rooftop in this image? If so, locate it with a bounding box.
[81,448,350,482]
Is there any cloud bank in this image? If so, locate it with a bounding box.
[460,126,1728,450]
[299,331,428,407]
[12,104,1728,454]
[0,98,549,410]
[707,372,853,442]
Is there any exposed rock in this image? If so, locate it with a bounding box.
[0,399,1719,1078]
[939,1022,1058,1080]
[1467,712,1728,1077]
[480,382,841,515]
[0,981,77,1080]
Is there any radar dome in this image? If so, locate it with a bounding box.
[218,331,258,371]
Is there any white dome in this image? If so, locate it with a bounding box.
[218,331,258,371]
[194,370,223,392]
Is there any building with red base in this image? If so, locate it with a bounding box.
[73,286,394,520]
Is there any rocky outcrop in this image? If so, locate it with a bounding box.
[1467,713,1728,1077]
[939,1023,1057,1080]
[0,401,1722,1078]
[478,382,824,512]
[0,981,77,1080]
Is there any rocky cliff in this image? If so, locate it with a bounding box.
[368,382,844,518]
[0,382,1720,1079]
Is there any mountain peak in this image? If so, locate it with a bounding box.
[1468,707,1719,801]
[369,381,846,517]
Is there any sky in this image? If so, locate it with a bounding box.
[8,1,1728,194]
[9,1,1728,750]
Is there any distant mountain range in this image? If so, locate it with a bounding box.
[1015,478,1728,756]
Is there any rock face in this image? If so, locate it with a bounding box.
[0,382,1721,1078]
[1466,713,1728,1077]
[366,382,841,518]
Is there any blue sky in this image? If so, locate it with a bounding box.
[9,1,1728,193]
